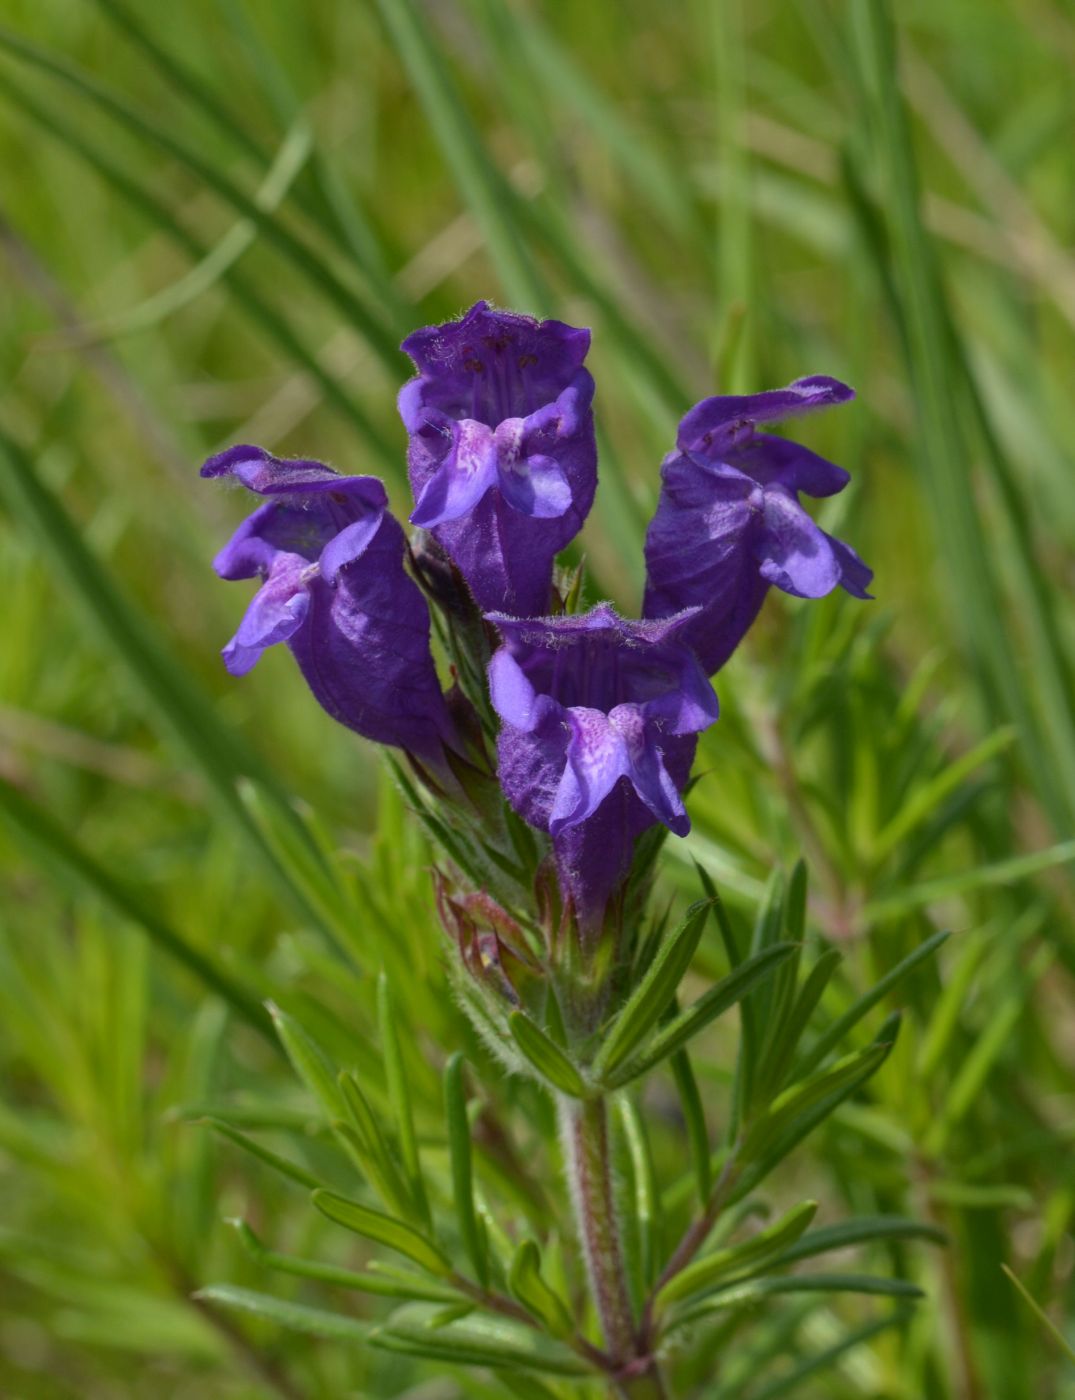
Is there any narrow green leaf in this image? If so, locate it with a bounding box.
[228,1219,457,1301]
[313,1190,451,1277]
[336,1071,414,1218]
[783,860,808,944]
[617,1096,660,1290]
[194,1284,369,1343]
[693,863,743,966]
[378,973,430,1227]
[743,1044,890,1166]
[199,1118,321,1190]
[493,1377,560,1400]
[794,929,948,1078]
[594,900,713,1078]
[91,0,266,163]
[507,1240,573,1338]
[757,948,844,1100]
[738,873,790,1117]
[73,118,313,342]
[732,1032,899,1202]
[927,948,1050,1154]
[443,1054,489,1288]
[492,3,697,235]
[371,1305,588,1376]
[607,942,798,1087]
[237,780,358,953]
[669,1037,711,1203]
[850,2,1075,835]
[267,1004,343,1120]
[773,1215,946,1268]
[671,1273,924,1332]
[508,1013,588,1098]
[0,70,386,448]
[657,1201,818,1309]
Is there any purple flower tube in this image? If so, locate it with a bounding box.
[202,445,455,765]
[487,604,719,935]
[643,376,873,674]
[399,301,597,617]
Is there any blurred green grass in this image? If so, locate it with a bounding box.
[0,0,1073,1396]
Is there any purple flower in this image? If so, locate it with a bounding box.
[488,604,718,932]
[202,445,455,764]
[643,377,873,675]
[399,301,597,617]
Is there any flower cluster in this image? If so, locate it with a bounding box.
[203,302,870,956]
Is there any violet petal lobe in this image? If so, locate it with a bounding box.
[221,554,311,677]
[756,490,841,599]
[644,376,872,675]
[204,445,454,762]
[677,376,855,457]
[487,604,717,931]
[400,302,597,616]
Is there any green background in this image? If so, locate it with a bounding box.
[1,0,1073,1396]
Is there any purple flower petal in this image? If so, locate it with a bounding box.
[644,375,869,673]
[401,301,591,426]
[203,445,454,762]
[678,377,855,456]
[494,427,572,519]
[221,554,311,676]
[401,306,597,615]
[202,444,387,507]
[830,534,875,599]
[729,434,850,498]
[410,420,500,528]
[319,513,390,584]
[621,721,690,836]
[757,490,841,598]
[549,708,630,836]
[488,604,718,932]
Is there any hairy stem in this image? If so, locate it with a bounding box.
[560,1096,668,1397]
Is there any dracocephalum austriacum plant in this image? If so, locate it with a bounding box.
[194,302,942,1397]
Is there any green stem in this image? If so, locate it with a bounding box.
[560,1096,668,1398]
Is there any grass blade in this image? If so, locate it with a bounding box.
[0,71,391,454]
[849,2,1075,833]
[0,25,401,377]
[372,0,546,309]
[0,775,273,1041]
